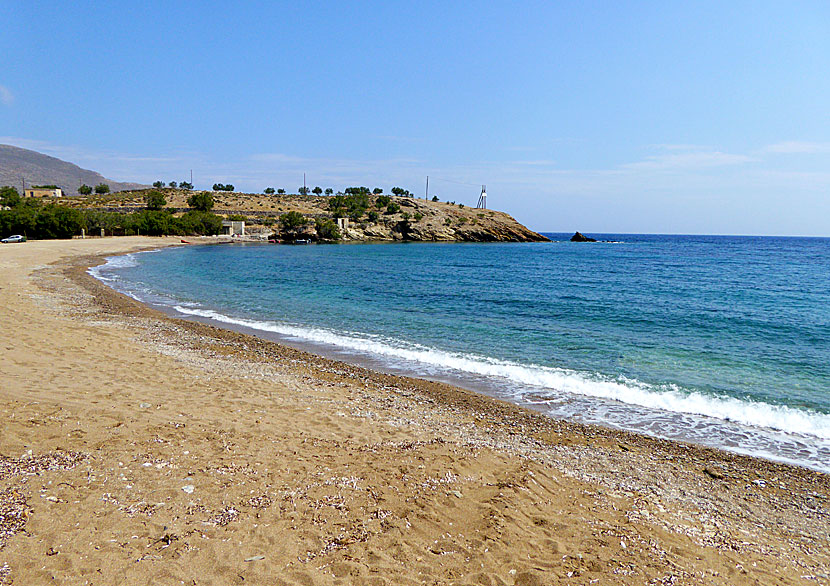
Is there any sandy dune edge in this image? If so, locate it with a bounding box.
[0,237,827,585]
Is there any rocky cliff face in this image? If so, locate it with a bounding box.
[339,198,548,242]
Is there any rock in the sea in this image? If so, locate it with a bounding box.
[570,231,597,242]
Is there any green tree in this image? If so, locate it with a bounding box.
[94,183,110,194]
[0,186,21,208]
[324,188,333,195]
[277,188,285,194]
[414,212,423,221]
[264,187,276,194]
[431,195,439,202]
[144,190,167,211]
[373,188,383,194]
[375,195,391,207]
[169,181,178,188]
[179,181,194,190]
[78,184,93,195]
[385,202,401,214]
[312,186,323,196]
[153,181,165,188]
[280,211,307,230]
[298,186,310,195]
[367,210,379,222]
[187,191,214,211]
[315,218,341,240]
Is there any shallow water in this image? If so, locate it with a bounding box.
[91,234,830,472]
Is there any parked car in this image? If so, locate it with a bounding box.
[1,235,26,243]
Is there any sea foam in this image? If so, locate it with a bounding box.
[172,305,830,441]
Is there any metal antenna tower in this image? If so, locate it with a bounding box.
[476,185,487,209]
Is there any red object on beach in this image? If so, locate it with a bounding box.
[181,239,191,244]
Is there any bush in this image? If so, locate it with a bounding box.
[315,218,341,240]
[385,202,400,215]
[187,191,214,211]
[277,189,285,194]
[280,211,307,230]
[375,195,391,207]
[176,211,222,235]
[264,187,275,194]
[0,186,21,208]
[213,183,234,192]
[413,212,423,221]
[432,195,439,202]
[328,193,369,219]
[78,184,93,195]
[153,181,165,188]
[367,210,379,222]
[179,181,194,190]
[0,200,85,239]
[144,190,166,211]
[94,183,110,194]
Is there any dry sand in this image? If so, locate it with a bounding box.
[0,236,827,585]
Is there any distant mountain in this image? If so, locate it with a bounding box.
[0,144,148,196]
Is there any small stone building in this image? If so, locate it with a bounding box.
[25,187,63,198]
[221,220,245,236]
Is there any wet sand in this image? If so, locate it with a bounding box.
[0,236,828,585]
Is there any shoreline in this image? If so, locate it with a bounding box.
[93,240,829,475]
[80,241,814,476]
[0,237,827,584]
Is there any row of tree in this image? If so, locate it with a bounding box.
[152,181,193,190]
[77,183,110,195]
[0,186,222,239]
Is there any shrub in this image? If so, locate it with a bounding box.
[78,184,93,195]
[315,218,341,240]
[367,210,379,222]
[94,183,110,194]
[153,181,165,188]
[144,190,166,211]
[187,191,214,211]
[375,195,391,207]
[385,202,401,215]
[431,195,439,202]
[413,212,423,221]
[264,187,275,194]
[176,210,223,235]
[0,186,21,208]
[280,210,307,230]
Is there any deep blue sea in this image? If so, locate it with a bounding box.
[92,234,830,472]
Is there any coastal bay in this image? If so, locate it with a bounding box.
[1,237,828,584]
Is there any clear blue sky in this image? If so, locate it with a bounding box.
[2,1,829,235]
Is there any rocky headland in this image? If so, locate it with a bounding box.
[61,189,549,243]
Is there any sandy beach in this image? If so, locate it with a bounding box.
[0,237,827,585]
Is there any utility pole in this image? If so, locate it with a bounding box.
[425,176,429,200]
[303,173,306,194]
[190,169,193,185]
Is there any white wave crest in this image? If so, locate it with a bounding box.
[87,253,139,281]
[172,305,830,440]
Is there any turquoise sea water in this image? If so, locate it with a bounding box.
[92,234,830,472]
